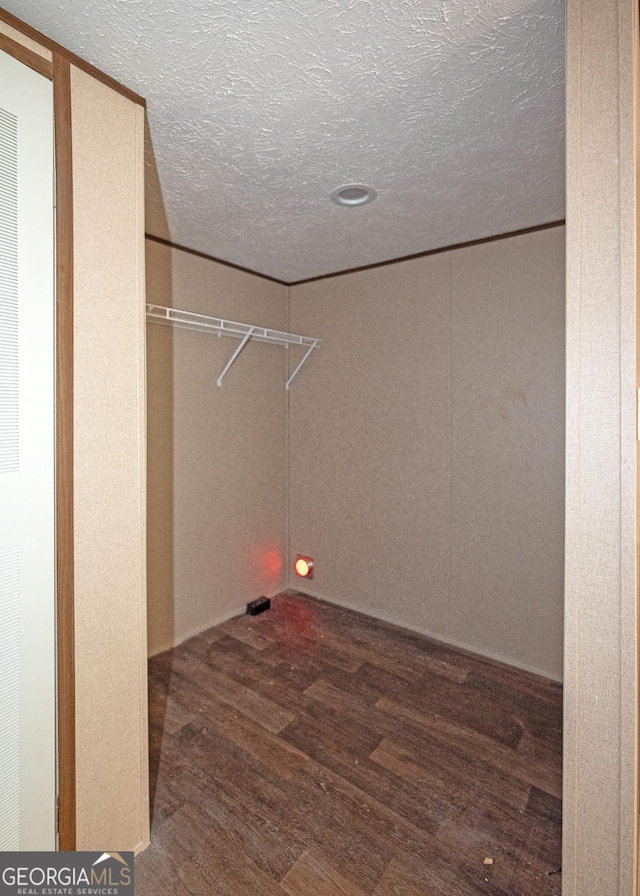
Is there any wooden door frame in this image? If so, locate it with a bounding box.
[53,51,76,853]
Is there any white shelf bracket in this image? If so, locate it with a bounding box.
[286,339,320,391]
[146,305,320,390]
[217,326,255,387]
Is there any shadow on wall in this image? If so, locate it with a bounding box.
[144,114,170,241]
[144,111,174,825]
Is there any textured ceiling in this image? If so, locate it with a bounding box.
[6,0,564,282]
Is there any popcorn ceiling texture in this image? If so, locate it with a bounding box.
[6,0,565,281]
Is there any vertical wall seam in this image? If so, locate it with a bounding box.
[616,5,624,890]
[134,103,150,850]
[285,284,291,590]
[631,6,638,884]
[615,1,638,890]
[572,0,582,885]
[447,250,453,632]
[564,0,583,887]
[134,101,143,847]
[573,0,582,884]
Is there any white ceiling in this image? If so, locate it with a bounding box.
[6,0,564,283]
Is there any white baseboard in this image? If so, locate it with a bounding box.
[133,837,150,856]
[148,584,287,657]
[288,585,563,684]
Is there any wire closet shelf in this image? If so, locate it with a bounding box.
[146,304,321,390]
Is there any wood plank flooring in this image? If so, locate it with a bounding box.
[136,591,562,896]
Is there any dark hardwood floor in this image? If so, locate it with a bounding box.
[137,591,562,896]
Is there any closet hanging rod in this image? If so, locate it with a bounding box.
[146,304,321,389]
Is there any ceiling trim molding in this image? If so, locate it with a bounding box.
[288,220,566,286]
[144,233,290,286]
[147,220,566,288]
[0,6,146,107]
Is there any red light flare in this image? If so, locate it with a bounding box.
[248,546,282,581]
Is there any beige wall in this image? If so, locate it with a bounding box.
[564,0,638,892]
[288,227,565,681]
[0,20,52,60]
[71,67,148,852]
[146,242,289,656]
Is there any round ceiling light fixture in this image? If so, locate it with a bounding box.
[330,184,377,207]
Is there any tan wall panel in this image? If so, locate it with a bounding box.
[564,0,638,892]
[146,242,288,656]
[289,228,565,681]
[71,67,148,852]
[288,256,452,635]
[0,20,52,61]
[450,230,565,679]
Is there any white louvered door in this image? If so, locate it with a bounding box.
[0,50,55,850]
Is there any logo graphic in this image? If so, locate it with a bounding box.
[0,851,134,896]
[93,852,130,867]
